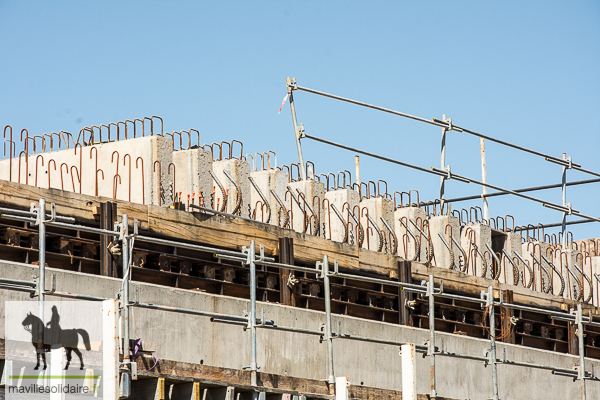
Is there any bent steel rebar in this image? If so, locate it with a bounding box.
[153,160,162,206]
[59,163,68,191]
[35,155,44,187]
[3,126,13,181]
[90,147,100,196]
[47,159,56,189]
[136,157,145,205]
[70,166,80,193]
[223,170,242,216]
[123,154,132,202]
[330,203,348,244]
[209,170,228,213]
[502,249,520,287]
[168,163,176,205]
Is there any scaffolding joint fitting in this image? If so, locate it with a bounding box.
[286,76,297,91]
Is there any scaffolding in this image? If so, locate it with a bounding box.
[1,199,599,399]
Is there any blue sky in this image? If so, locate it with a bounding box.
[1,1,599,240]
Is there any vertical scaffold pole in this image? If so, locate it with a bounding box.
[439,115,447,213]
[287,77,307,181]
[38,198,46,302]
[561,153,568,249]
[488,286,499,400]
[427,275,437,399]
[121,214,130,364]
[577,304,587,400]
[248,240,258,387]
[480,138,489,221]
[322,255,335,387]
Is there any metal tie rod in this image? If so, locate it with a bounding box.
[136,235,275,262]
[296,84,600,177]
[303,134,600,224]
[442,178,600,204]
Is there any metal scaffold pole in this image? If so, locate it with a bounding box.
[488,286,499,400]
[287,77,307,181]
[247,240,258,387]
[439,116,448,213]
[577,304,587,400]
[120,214,131,397]
[428,275,437,399]
[320,255,335,388]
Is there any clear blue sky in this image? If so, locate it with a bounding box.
[1,1,599,240]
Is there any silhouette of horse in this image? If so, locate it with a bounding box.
[22,312,91,370]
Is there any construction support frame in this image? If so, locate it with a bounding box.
[1,200,599,400]
[284,77,600,237]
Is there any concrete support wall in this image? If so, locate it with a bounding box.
[324,189,360,244]
[394,207,427,261]
[522,241,552,295]
[172,148,213,208]
[212,159,251,216]
[429,215,461,270]
[500,232,523,286]
[0,136,173,206]
[461,223,492,278]
[359,197,394,253]
[288,180,325,237]
[249,169,288,227]
[1,262,599,400]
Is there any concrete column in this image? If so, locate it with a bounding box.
[324,188,360,245]
[172,147,212,208]
[359,197,395,253]
[102,299,119,400]
[212,159,251,216]
[461,223,492,278]
[249,169,289,226]
[335,377,349,400]
[400,344,417,400]
[394,207,427,261]
[288,179,326,236]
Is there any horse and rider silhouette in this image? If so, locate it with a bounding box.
[21,306,91,370]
